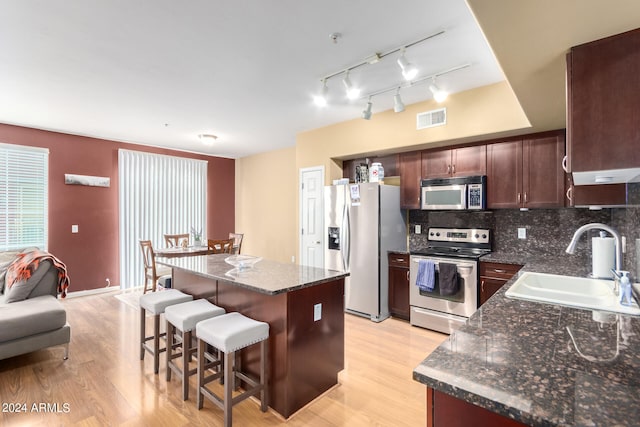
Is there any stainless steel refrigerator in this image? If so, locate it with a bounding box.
[324,182,407,322]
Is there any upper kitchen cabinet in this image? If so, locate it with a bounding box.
[487,132,565,209]
[421,145,486,179]
[399,151,421,209]
[567,28,640,175]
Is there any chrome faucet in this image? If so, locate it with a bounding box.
[566,223,623,291]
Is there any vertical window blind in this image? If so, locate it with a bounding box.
[0,143,49,251]
[118,149,207,290]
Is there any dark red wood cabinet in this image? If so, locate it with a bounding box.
[388,252,410,320]
[399,151,422,209]
[487,132,565,209]
[422,145,486,179]
[479,262,523,306]
[567,27,640,173]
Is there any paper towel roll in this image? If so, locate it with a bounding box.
[592,237,615,278]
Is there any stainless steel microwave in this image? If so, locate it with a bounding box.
[420,176,486,210]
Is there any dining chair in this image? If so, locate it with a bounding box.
[164,233,190,248]
[140,240,172,293]
[207,238,234,254]
[228,233,244,254]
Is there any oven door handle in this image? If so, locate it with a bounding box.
[410,259,474,272]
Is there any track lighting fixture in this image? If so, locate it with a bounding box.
[361,97,373,120]
[343,70,360,100]
[393,88,405,113]
[313,79,328,107]
[429,79,448,102]
[397,51,418,81]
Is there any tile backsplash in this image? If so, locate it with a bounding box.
[408,207,640,276]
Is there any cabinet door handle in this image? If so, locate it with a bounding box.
[566,186,573,202]
[395,258,405,262]
[517,193,521,203]
[562,155,568,173]
[492,269,507,273]
[524,192,528,204]
[481,280,485,293]
[451,164,456,175]
[406,271,410,281]
[447,164,451,174]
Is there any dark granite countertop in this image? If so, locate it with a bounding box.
[413,254,640,426]
[158,254,349,295]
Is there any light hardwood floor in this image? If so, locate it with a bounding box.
[0,291,446,426]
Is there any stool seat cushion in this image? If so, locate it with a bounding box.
[139,289,192,314]
[196,312,269,353]
[165,299,225,331]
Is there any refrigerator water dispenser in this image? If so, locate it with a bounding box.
[328,227,340,250]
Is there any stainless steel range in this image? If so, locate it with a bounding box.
[409,227,491,334]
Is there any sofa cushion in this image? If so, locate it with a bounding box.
[4,260,53,303]
[0,295,66,342]
[0,260,13,295]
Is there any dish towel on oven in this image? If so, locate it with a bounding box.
[438,262,459,296]
[416,260,435,292]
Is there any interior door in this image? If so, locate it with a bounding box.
[299,166,324,268]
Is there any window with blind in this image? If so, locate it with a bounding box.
[118,149,207,290]
[0,143,49,251]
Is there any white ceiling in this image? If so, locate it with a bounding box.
[0,0,504,159]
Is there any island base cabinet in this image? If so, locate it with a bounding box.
[172,268,345,419]
[427,387,528,427]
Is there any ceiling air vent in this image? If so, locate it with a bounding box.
[417,107,446,130]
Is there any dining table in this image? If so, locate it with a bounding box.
[154,245,214,258]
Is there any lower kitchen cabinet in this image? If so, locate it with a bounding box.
[479,262,523,306]
[427,387,528,427]
[388,252,410,320]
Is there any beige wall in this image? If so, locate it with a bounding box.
[297,81,530,184]
[235,146,297,263]
[237,81,534,264]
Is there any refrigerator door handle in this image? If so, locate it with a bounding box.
[341,202,350,270]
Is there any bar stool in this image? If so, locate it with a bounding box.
[165,299,226,400]
[196,312,269,427]
[139,289,193,374]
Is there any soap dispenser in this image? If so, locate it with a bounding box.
[619,271,633,306]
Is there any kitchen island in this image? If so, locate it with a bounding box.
[413,256,640,426]
[157,254,348,419]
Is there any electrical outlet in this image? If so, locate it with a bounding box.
[518,228,526,239]
[415,224,421,234]
[71,224,78,233]
[314,303,322,321]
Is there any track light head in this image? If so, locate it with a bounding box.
[429,80,448,102]
[343,71,360,100]
[397,51,418,81]
[362,97,373,120]
[313,80,329,107]
[393,88,405,113]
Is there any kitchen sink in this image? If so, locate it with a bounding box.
[505,271,640,316]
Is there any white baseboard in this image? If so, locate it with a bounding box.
[65,286,122,299]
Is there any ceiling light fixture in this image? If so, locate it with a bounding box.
[314,30,446,108]
[343,70,360,100]
[313,79,329,107]
[198,134,218,142]
[429,79,448,102]
[393,88,405,113]
[362,97,373,120]
[397,50,418,81]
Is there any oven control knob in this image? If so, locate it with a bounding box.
[482,234,487,239]
[429,232,434,236]
[436,232,441,237]
[475,233,479,238]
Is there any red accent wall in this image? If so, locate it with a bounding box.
[0,123,235,292]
